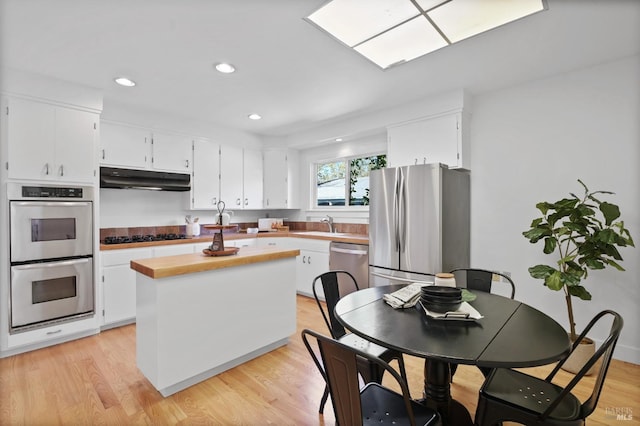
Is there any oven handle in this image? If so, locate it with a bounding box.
[12,257,91,270]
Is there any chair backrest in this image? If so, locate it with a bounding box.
[301,328,416,426]
[544,310,623,420]
[312,270,359,339]
[450,268,515,299]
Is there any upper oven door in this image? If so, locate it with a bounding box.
[10,201,93,262]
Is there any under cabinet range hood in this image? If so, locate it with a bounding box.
[100,167,191,191]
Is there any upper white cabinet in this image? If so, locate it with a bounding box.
[4,97,98,183]
[191,139,220,210]
[220,145,263,210]
[100,122,193,174]
[100,122,149,169]
[243,148,263,209]
[151,132,193,173]
[387,111,470,169]
[263,149,299,209]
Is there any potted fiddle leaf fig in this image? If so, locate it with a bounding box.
[523,180,634,347]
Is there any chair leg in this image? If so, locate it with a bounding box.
[319,386,329,414]
[397,355,408,385]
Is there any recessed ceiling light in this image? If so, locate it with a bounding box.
[215,63,236,74]
[248,113,262,120]
[335,138,343,142]
[114,77,136,87]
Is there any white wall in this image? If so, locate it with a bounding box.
[469,55,640,364]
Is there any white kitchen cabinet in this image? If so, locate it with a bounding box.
[191,139,220,209]
[152,132,193,173]
[263,149,299,209]
[5,97,98,183]
[243,148,263,209]
[220,144,244,209]
[387,111,470,169]
[295,239,330,298]
[100,121,150,168]
[152,244,195,257]
[101,247,152,328]
[220,145,262,210]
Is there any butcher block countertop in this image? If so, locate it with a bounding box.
[102,231,368,250]
[130,246,300,279]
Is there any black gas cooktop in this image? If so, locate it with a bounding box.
[103,233,187,245]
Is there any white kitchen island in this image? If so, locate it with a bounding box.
[130,246,300,397]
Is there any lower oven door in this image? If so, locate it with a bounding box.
[11,257,94,330]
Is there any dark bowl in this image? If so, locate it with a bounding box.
[421,286,462,299]
[421,299,462,313]
[421,294,463,304]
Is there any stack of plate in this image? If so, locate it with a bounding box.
[420,286,462,313]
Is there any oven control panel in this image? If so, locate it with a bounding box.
[21,186,84,198]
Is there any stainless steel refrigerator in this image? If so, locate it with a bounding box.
[369,163,470,286]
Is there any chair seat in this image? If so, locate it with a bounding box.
[360,382,439,426]
[482,368,582,421]
[339,333,396,360]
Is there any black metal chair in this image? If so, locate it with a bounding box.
[448,268,516,381]
[475,310,623,426]
[302,328,441,426]
[312,270,408,414]
[449,268,515,299]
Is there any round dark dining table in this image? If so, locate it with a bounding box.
[334,284,571,426]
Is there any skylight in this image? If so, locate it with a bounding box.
[307,0,547,69]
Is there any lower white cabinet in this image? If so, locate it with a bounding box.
[295,239,330,299]
[152,244,195,257]
[101,248,152,328]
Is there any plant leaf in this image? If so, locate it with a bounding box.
[528,265,555,279]
[568,285,592,301]
[600,202,621,225]
[543,237,557,254]
[545,271,564,291]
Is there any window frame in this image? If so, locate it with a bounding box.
[313,152,386,210]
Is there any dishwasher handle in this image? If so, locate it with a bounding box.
[330,246,368,256]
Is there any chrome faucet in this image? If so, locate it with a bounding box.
[320,215,335,233]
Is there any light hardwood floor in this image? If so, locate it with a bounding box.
[1,295,639,425]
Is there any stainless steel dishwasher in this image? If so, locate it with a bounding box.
[329,241,369,293]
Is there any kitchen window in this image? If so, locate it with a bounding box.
[315,154,386,207]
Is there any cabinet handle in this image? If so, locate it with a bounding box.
[423,157,426,164]
[59,165,64,177]
[212,197,217,205]
[414,158,418,165]
[102,149,106,160]
[46,329,62,335]
[308,256,311,265]
[185,159,189,168]
[236,198,241,206]
[44,163,50,175]
[244,198,248,206]
[302,255,306,264]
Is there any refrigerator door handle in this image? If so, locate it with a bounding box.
[398,169,406,253]
[394,173,401,252]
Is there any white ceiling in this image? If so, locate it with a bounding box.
[1,0,639,140]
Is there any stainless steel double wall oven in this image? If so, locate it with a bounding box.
[8,183,95,333]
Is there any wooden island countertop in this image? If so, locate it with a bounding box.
[130,246,300,279]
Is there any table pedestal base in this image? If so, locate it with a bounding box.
[423,359,473,426]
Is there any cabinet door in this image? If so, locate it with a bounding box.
[388,113,460,168]
[191,139,220,210]
[55,107,97,183]
[263,150,288,209]
[297,249,330,298]
[100,122,149,168]
[102,264,137,325]
[219,144,244,209]
[152,132,193,173]
[6,97,56,180]
[243,148,263,209]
